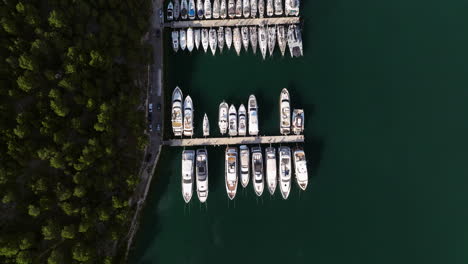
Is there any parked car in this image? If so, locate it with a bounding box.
[159,9,163,25]
[156,103,161,111]
[149,103,153,113]
[156,123,161,132]
[148,124,153,132]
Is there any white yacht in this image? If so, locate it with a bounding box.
[203,113,210,136]
[293,148,308,190]
[233,27,242,55]
[181,0,188,19]
[187,27,194,52]
[167,1,174,21]
[265,147,277,195]
[197,0,204,18]
[248,95,259,135]
[258,25,268,59]
[278,146,292,199]
[218,101,229,135]
[287,24,303,57]
[196,149,209,203]
[292,109,304,135]
[225,147,239,200]
[279,88,291,134]
[180,29,187,50]
[172,31,179,52]
[241,27,249,52]
[181,150,195,203]
[285,0,299,16]
[174,0,180,20]
[251,146,264,196]
[268,25,276,56]
[266,0,273,16]
[213,0,220,18]
[220,0,227,18]
[225,27,233,49]
[204,0,212,18]
[183,96,194,136]
[250,26,258,54]
[228,0,235,18]
[258,0,264,17]
[274,0,283,15]
[235,0,242,17]
[218,27,225,53]
[201,28,209,52]
[194,29,201,50]
[189,0,196,19]
[228,104,238,136]
[238,104,247,136]
[277,25,287,56]
[209,28,217,55]
[251,0,258,17]
[239,145,250,187]
[171,87,183,136]
[243,0,250,17]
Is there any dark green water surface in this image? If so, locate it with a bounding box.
[130,0,468,263]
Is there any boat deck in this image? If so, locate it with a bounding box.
[164,17,301,29]
[163,135,304,147]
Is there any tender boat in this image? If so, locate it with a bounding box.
[239,145,250,187]
[171,87,183,136]
[278,146,292,199]
[243,0,250,17]
[187,27,194,52]
[189,0,196,19]
[183,96,194,136]
[238,104,247,136]
[277,25,287,56]
[218,27,225,52]
[196,149,209,203]
[241,27,249,52]
[213,0,220,18]
[266,0,273,16]
[293,148,308,191]
[233,27,242,55]
[292,109,305,135]
[228,104,238,136]
[225,27,233,49]
[274,0,283,15]
[265,147,277,195]
[172,31,179,52]
[174,0,180,20]
[194,29,201,50]
[268,25,276,56]
[235,0,242,17]
[251,146,264,196]
[167,1,174,21]
[181,0,188,19]
[251,0,258,17]
[197,0,204,18]
[258,0,264,18]
[258,25,268,59]
[220,0,227,18]
[201,28,209,52]
[250,26,258,54]
[279,88,291,135]
[209,28,217,55]
[218,101,229,135]
[203,113,210,136]
[228,0,235,18]
[180,29,187,50]
[285,0,299,16]
[248,95,259,135]
[287,24,303,57]
[225,147,239,200]
[181,150,195,203]
[204,0,212,18]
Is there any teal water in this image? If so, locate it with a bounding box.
[130,1,468,263]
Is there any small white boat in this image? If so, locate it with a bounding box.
[203,113,210,137]
[251,146,264,196]
[241,27,249,52]
[181,150,195,203]
[189,0,196,19]
[238,104,247,136]
[167,1,174,21]
[204,0,212,18]
[181,0,188,19]
[220,0,227,18]
[213,0,220,18]
[194,29,201,50]
[239,145,250,187]
[277,25,287,56]
[258,25,268,59]
[274,0,283,15]
[179,29,187,50]
[183,96,194,136]
[265,147,277,195]
[292,109,304,135]
[218,27,225,52]
[201,28,209,52]
[233,27,242,56]
[172,31,179,52]
[228,0,236,18]
[225,147,238,200]
[196,149,209,203]
[266,0,273,16]
[235,0,242,17]
[285,0,299,16]
[258,0,264,18]
[187,27,194,52]
[197,0,204,19]
[209,28,217,55]
[218,101,229,135]
[248,95,259,135]
[228,104,238,136]
[174,0,180,20]
[293,148,308,190]
[243,0,250,17]
[251,0,258,17]
[287,24,303,57]
[279,88,291,135]
[225,27,233,49]
[250,26,258,54]
[268,25,276,56]
[171,87,183,136]
[278,146,292,199]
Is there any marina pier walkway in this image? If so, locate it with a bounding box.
[164,17,301,29]
[163,135,304,147]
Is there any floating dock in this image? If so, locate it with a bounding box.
[164,17,301,29]
[163,135,304,147]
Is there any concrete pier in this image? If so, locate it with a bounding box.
[164,17,301,29]
[163,135,304,147]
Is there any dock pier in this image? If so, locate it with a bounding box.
[163,135,304,147]
[164,17,301,29]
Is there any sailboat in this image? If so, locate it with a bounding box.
[250,26,258,54]
[204,0,212,18]
[238,104,247,136]
[241,27,249,52]
[218,27,225,53]
[172,31,179,52]
[174,0,180,20]
[225,147,239,200]
[197,0,204,19]
[228,104,238,136]
[213,0,220,18]
[218,101,229,135]
[268,25,276,56]
[265,147,277,195]
[167,1,174,21]
[194,29,201,50]
[239,145,250,187]
[203,114,210,137]
[183,96,194,136]
[187,28,194,52]
[258,25,268,59]
[266,0,274,17]
[243,0,250,17]
[251,0,257,18]
[225,27,233,50]
[228,0,236,18]
[196,149,209,203]
[279,88,291,135]
[233,27,242,55]
[235,0,242,17]
[179,29,186,51]
[209,28,217,55]
[274,0,283,15]
[181,150,195,203]
[201,28,209,52]
[277,25,287,56]
[220,0,227,18]
[188,0,196,19]
[258,0,264,18]
[181,0,188,19]
[278,146,292,199]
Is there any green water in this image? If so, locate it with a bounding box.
[130,1,468,263]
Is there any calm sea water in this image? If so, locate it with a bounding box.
[130,0,468,263]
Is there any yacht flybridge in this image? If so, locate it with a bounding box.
[252,146,264,196]
[228,104,238,136]
[292,109,304,135]
[278,146,292,199]
[183,96,194,136]
[238,104,247,136]
[196,149,209,203]
[181,150,195,203]
[225,147,239,200]
[218,101,229,135]
[171,87,183,136]
[248,95,259,135]
[239,145,250,187]
[266,147,277,195]
[279,88,291,135]
[293,147,308,190]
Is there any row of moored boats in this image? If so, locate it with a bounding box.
[182,145,308,203]
[167,0,300,21]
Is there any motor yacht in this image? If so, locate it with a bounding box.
[171,87,183,136]
[251,146,264,196]
[181,150,195,203]
[292,109,304,135]
[243,0,250,17]
[194,28,201,50]
[203,113,210,136]
[167,1,174,21]
[187,27,194,52]
[213,0,220,18]
[228,0,235,18]
[285,0,299,16]
[293,148,308,190]
[258,0,264,17]
[274,0,283,15]
[250,26,258,54]
[218,101,229,135]
[209,28,218,55]
[197,0,204,18]
[278,146,292,199]
[225,27,233,49]
[196,149,209,203]
[179,29,187,50]
[204,0,212,18]
[174,0,180,19]
[235,0,242,17]
[202,28,209,52]
[279,88,291,134]
[251,0,257,17]
[172,30,179,52]
[265,147,277,195]
[238,104,247,136]
[218,27,225,52]
[287,24,303,57]
[220,0,227,18]
[241,27,249,52]
[277,25,287,56]
[183,96,194,136]
[248,95,259,135]
[258,25,268,59]
[181,0,188,19]
[189,0,196,19]
[233,27,242,55]
[268,25,276,56]
[225,147,239,200]
[239,145,250,187]
[228,104,238,136]
[266,0,273,16]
